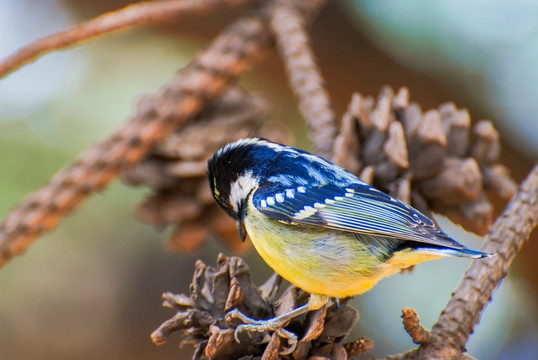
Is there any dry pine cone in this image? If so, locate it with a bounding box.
[122,86,291,252]
[332,86,516,235]
[151,254,373,359]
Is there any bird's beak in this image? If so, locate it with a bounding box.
[236,219,247,242]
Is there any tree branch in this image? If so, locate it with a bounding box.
[0,0,328,268]
[401,308,431,345]
[269,0,336,159]
[389,163,538,359]
[0,0,250,79]
[0,12,273,268]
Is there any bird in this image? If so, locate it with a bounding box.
[207,137,492,353]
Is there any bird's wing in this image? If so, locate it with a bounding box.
[252,182,466,250]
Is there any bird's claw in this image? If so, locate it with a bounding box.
[276,328,298,355]
[225,309,298,355]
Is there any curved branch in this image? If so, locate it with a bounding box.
[0,0,250,79]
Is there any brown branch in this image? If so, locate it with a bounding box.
[0,0,250,79]
[0,13,273,268]
[389,163,538,360]
[0,0,330,268]
[269,0,337,159]
[401,308,431,345]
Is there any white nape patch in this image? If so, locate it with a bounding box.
[297,186,306,193]
[285,189,295,199]
[294,205,317,220]
[261,200,267,208]
[275,193,285,203]
[266,196,276,206]
[229,171,258,212]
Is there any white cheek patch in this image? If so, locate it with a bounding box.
[229,171,258,211]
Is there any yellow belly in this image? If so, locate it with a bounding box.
[244,201,442,298]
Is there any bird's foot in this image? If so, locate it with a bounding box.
[225,309,298,355]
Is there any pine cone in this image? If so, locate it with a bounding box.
[122,86,291,252]
[151,254,373,359]
[332,86,517,235]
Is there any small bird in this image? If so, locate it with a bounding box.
[207,138,492,352]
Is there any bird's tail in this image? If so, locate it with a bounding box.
[416,246,495,259]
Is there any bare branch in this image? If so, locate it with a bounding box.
[0,0,330,269]
[401,308,431,345]
[0,13,273,268]
[0,0,251,79]
[269,0,337,159]
[426,163,538,357]
[391,163,538,360]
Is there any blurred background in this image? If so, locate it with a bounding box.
[0,0,537,359]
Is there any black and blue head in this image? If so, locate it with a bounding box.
[208,138,266,220]
[207,138,359,220]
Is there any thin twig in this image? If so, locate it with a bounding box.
[269,0,336,159]
[0,0,250,79]
[401,308,431,345]
[0,14,273,268]
[389,163,538,360]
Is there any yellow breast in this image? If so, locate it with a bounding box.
[244,199,442,298]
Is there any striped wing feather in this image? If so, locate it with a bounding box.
[253,183,466,250]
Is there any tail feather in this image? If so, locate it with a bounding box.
[416,246,495,259]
